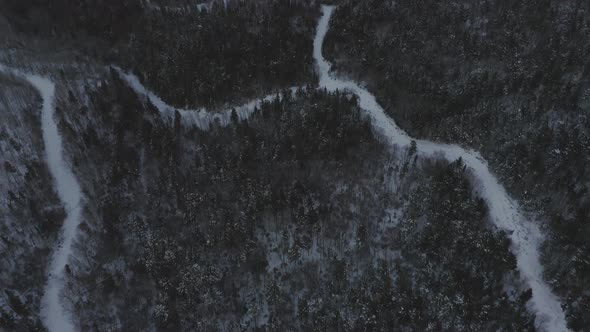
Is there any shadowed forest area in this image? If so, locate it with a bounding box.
[1,0,319,108]
[0,0,587,330]
[51,73,533,330]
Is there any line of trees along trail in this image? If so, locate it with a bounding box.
[1,0,320,109]
[46,71,534,330]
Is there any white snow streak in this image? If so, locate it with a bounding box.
[115,66,299,129]
[315,6,568,332]
[0,65,80,332]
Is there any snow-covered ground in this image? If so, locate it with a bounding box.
[115,66,300,129]
[0,65,81,332]
[314,5,568,332]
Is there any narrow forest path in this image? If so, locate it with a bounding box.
[0,65,80,332]
[314,5,567,332]
[114,6,568,331]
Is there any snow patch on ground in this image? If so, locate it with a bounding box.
[314,6,568,332]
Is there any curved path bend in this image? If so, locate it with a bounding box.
[115,66,299,130]
[315,5,567,332]
[15,5,565,330]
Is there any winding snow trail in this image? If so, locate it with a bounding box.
[0,65,80,332]
[115,66,299,129]
[315,6,567,332]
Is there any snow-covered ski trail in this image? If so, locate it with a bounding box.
[315,5,567,332]
[115,66,300,129]
[0,65,81,332]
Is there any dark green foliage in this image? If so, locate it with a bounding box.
[0,0,320,108]
[324,1,590,328]
[0,0,143,40]
[58,74,533,330]
[121,1,320,109]
[395,158,533,331]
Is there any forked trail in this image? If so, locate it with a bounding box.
[4,4,565,331]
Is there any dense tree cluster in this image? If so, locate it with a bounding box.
[0,0,143,40]
[121,1,319,109]
[44,71,534,330]
[395,158,533,331]
[2,0,585,329]
[0,0,320,108]
[324,1,590,328]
